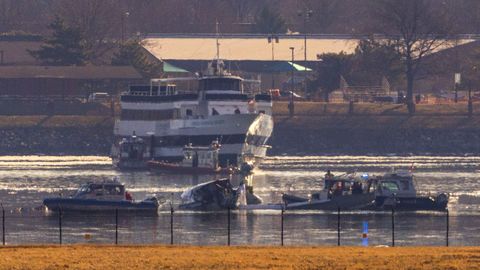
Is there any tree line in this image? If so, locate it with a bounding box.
[2,0,480,36]
[3,0,479,113]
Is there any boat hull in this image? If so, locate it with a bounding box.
[113,114,273,167]
[43,198,159,213]
[147,160,234,175]
[369,196,448,211]
[284,193,375,211]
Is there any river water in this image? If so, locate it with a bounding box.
[0,155,479,246]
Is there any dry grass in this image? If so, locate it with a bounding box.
[0,246,479,270]
[0,102,479,130]
[273,101,480,116]
[0,116,114,128]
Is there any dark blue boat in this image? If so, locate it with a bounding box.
[368,170,448,211]
[43,180,159,213]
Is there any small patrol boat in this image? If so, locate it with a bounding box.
[112,135,151,170]
[148,141,247,175]
[148,141,223,174]
[367,170,448,211]
[282,173,375,210]
[43,179,159,213]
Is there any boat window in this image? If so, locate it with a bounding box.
[400,180,410,191]
[104,185,123,195]
[381,181,399,192]
[89,184,103,195]
[234,108,241,114]
[211,108,219,115]
[186,109,193,116]
[200,78,240,91]
[184,151,192,160]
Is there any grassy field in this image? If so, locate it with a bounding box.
[0,246,479,270]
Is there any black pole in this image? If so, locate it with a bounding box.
[391,208,395,247]
[115,209,118,245]
[446,209,449,247]
[281,208,284,246]
[227,207,231,246]
[1,204,5,246]
[337,207,340,246]
[289,47,295,118]
[468,89,473,118]
[59,208,62,245]
[170,205,174,245]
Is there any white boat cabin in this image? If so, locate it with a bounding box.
[374,170,417,198]
[73,181,131,201]
[180,141,220,169]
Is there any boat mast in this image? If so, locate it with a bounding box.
[215,20,220,60]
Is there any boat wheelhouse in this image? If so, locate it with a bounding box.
[113,135,151,170]
[112,59,273,168]
[282,173,375,210]
[147,140,237,174]
[371,170,448,211]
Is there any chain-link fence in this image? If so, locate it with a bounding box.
[1,206,478,246]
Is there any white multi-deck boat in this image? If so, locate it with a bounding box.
[112,59,273,168]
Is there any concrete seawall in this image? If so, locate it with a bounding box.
[1,114,479,156]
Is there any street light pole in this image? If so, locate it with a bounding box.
[121,11,130,43]
[299,9,313,98]
[268,34,279,89]
[289,47,295,117]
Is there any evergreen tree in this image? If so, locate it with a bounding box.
[351,39,403,86]
[252,7,287,34]
[111,40,162,78]
[29,16,89,66]
[310,52,353,101]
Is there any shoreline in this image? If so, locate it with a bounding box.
[0,108,480,156]
[1,245,479,269]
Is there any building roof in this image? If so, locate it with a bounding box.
[0,41,41,65]
[163,59,317,74]
[143,34,476,63]
[163,61,189,73]
[0,66,143,79]
[143,34,360,61]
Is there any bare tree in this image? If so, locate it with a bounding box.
[373,0,452,113]
[226,0,263,23]
[53,0,121,63]
[300,0,340,33]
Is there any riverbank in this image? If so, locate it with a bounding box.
[1,246,479,269]
[0,102,479,155]
[269,115,480,155]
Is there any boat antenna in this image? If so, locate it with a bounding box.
[215,19,220,60]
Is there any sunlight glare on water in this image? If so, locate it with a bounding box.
[0,155,479,246]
